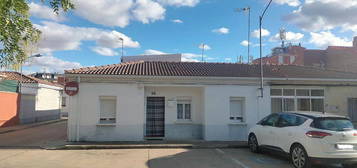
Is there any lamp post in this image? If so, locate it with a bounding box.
[118,37,124,62]
[259,0,273,98]
[201,43,205,62]
[236,7,251,64]
[19,54,42,93]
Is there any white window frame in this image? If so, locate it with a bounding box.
[270,88,325,112]
[176,99,192,121]
[99,96,117,124]
[229,97,245,122]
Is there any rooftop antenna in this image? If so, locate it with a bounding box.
[279,28,287,48]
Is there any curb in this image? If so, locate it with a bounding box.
[0,119,66,135]
[48,144,249,150]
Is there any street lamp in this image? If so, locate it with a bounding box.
[259,0,273,98]
[118,37,124,62]
[19,54,42,93]
[200,43,206,62]
[236,7,251,64]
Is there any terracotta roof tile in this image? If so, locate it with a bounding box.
[65,61,357,79]
[0,71,63,87]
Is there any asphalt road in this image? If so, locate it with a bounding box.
[0,121,67,148]
[0,121,344,168]
[0,148,343,168]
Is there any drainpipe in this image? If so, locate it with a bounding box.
[76,76,81,142]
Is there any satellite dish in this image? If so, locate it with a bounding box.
[279,28,286,41]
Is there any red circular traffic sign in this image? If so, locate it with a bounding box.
[64,81,79,96]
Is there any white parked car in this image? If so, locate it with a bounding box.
[248,112,357,168]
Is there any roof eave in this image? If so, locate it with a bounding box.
[64,73,357,82]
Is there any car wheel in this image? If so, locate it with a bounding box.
[248,134,259,153]
[342,164,357,168]
[290,144,311,168]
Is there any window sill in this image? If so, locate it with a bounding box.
[96,123,116,126]
[228,122,247,126]
[174,120,194,124]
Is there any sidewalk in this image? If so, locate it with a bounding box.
[55,140,248,150]
[0,119,66,134]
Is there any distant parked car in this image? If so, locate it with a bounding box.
[248,112,357,168]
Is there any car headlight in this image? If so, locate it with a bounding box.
[335,144,354,150]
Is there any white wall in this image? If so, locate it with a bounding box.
[67,82,271,142]
[144,86,204,139]
[35,87,61,121]
[203,85,270,141]
[68,83,145,141]
[144,86,203,124]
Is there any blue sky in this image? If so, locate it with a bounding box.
[24,0,357,73]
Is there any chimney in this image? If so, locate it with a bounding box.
[354,36,357,47]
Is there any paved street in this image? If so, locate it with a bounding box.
[0,148,344,168]
[0,122,343,168]
[0,121,67,148]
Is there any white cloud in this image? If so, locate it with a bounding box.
[212,27,230,34]
[284,0,357,32]
[34,21,140,53]
[270,31,305,42]
[172,19,183,23]
[29,2,66,22]
[73,0,165,28]
[198,44,211,50]
[92,47,119,56]
[132,0,166,24]
[309,31,352,48]
[71,0,199,28]
[144,49,167,55]
[252,28,270,38]
[240,40,251,47]
[157,0,200,7]
[274,0,301,7]
[25,54,82,73]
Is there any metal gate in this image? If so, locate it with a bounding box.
[146,97,165,137]
[20,94,36,124]
[348,98,357,122]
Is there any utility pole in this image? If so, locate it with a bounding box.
[236,7,251,64]
[119,37,124,62]
[201,43,205,62]
[19,54,42,93]
[259,0,273,98]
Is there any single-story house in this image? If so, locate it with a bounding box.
[0,71,63,126]
[64,61,357,142]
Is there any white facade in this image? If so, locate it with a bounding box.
[67,76,271,142]
[68,83,145,141]
[67,75,357,142]
[20,83,62,124]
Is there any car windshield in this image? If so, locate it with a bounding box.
[312,117,354,132]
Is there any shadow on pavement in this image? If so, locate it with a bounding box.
[146,148,342,168]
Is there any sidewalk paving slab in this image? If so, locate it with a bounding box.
[51,141,248,150]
